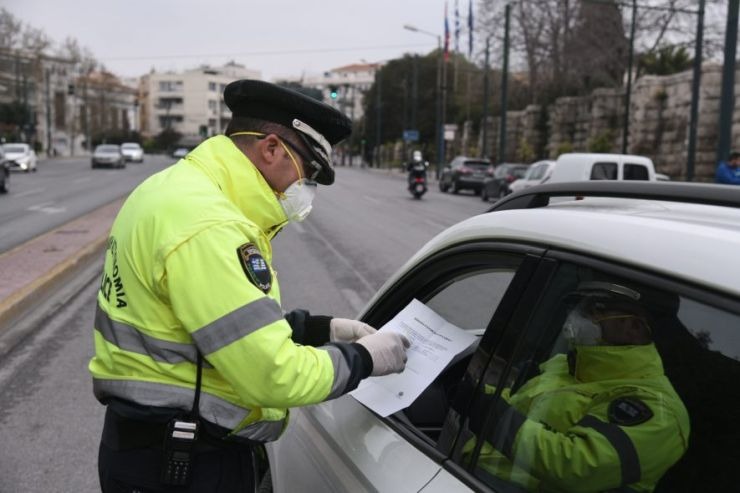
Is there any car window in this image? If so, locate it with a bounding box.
[529,164,546,180]
[591,162,618,180]
[3,145,26,153]
[624,163,649,180]
[426,269,517,334]
[363,249,530,446]
[455,261,740,492]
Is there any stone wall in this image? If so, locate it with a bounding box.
[478,63,736,181]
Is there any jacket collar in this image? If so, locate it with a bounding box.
[184,136,288,237]
[571,343,665,382]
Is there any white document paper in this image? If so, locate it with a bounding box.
[350,299,478,417]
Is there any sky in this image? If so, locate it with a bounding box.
[6,0,472,81]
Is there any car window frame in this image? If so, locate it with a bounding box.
[360,241,546,470]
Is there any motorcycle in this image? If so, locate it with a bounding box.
[407,163,428,199]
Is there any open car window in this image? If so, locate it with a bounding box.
[452,259,740,493]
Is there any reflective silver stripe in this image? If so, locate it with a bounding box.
[191,297,284,355]
[323,345,352,400]
[93,378,285,442]
[95,306,210,367]
[232,419,285,442]
[578,415,641,485]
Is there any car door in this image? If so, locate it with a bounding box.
[268,241,545,493]
[425,248,740,492]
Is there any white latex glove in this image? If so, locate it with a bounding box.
[330,318,377,343]
[356,331,411,376]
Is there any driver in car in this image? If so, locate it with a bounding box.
[464,282,689,493]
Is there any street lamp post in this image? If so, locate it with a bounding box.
[404,24,445,178]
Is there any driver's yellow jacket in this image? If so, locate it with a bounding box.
[467,344,690,492]
[88,136,366,442]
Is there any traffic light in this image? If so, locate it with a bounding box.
[329,85,338,99]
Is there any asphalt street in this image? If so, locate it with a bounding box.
[0,154,174,253]
[0,163,490,492]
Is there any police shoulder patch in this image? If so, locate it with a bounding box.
[607,397,653,426]
[237,243,271,293]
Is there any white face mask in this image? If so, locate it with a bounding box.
[563,310,603,346]
[279,178,317,222]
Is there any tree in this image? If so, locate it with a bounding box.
[638,44,693,75]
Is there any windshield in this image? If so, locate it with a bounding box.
[121,144,141,149]
[96,145,120,153]
[3,146,27,154]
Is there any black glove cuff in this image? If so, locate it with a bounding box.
[284,310,331,346]
[304,315,332,347]
[351,342,373,380]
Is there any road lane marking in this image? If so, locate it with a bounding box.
[423,219,448,229]
[28,202,66,214]
[341,289,366,315]
[303,221,376,296]
[15,188,45,198]
[73,177,93,183]
[363,195,381,204]
[289,222,306,234]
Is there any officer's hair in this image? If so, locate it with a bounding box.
[225,117,291,139]
[730,151,740,161]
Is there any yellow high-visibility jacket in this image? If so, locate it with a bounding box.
[89,136,368,442]
[469,344,690,492]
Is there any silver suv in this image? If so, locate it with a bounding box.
[268,181,740,493]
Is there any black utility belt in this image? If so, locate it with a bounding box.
[102,407,247,453]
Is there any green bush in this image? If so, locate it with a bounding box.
[588,130,615,153]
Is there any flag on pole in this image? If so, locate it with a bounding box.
[455,0,460,53]
[468,0,474,57]
[444,1,450,61]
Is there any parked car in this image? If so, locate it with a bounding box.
[480,163,528,202]
[507,159,556,195]
[549,153,656,183]
[439,156,492,194]
[268,181,740,493]
[2,143,37,172]
[120,142,144,163]
[0,148,10,193]
[91,144,125,169]
[172,147,190,159]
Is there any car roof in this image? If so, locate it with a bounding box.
[556,153,653,165]
[388,181,740,300]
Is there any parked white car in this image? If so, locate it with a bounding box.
[508,159,556,194]
[267,181,740,493]
[2,143,37,172]
[549,152,656,183]
[120,142,144,163]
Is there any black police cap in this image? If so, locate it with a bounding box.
[224,79,352,185]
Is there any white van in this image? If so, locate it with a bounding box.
[548,153,656,183]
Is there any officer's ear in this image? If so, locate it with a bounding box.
[257,134,283,166]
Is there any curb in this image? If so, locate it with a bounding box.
[0,234,107,332]
[0,198,125,336]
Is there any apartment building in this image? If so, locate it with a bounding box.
[139,62,260,139]
[284,62,379,122]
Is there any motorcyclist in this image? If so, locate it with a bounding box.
[406,150,428,186]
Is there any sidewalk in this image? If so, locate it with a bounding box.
[0,198,124,332]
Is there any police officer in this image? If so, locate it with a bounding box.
[466,282,689,492]
[89,79,409,492]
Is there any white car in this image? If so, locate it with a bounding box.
[2,143,37,172]
[91,144,125,169]
[549,152,656,183]
[120,142,144,163]
[508,159,556,194]
[267,181,740,493]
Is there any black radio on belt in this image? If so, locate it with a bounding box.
[161,418,199,486]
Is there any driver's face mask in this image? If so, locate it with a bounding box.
[230,131,317,222]
[563,309,603,346]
